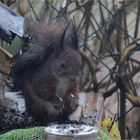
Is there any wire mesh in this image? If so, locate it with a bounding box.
[0,0,140,139]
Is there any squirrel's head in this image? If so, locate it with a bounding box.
[12,19,82,89]
[51,21,82,85]
[52,48,81,85]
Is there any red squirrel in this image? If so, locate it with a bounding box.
[12,18,82,123]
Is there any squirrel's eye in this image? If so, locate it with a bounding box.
[60,61,65,68]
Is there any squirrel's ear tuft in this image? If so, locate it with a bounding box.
[54,22,70,58]
[63,21,79,50]
[60,22,70,50]
[71,22,78,50]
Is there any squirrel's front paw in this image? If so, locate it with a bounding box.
[66,93,78,111]
[51,96,64,113]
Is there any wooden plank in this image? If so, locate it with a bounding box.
[0,2,24,42]
[0,46,12,76]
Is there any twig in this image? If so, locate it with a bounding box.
[45,0,59,12]
[126,126,132,140]
[68,0,91,15]
[129,58,140,65]
[119,79,126,139]
[79,51,98,91]
[134,1,140,39]
[27,0,39,21]
[126,93,140,107]
[98,0,113,52]
[119,44,137,65]
[123,0,130,45]
[98,0,138,46]
[103,86,118,99]
[115,106,134,122]
[109,113,117,132]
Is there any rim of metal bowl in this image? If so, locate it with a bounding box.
[44,124,98,136]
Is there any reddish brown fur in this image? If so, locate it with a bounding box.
[13,18,81,123]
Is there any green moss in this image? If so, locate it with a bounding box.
[0,127,111,140]
[0,127,45,140]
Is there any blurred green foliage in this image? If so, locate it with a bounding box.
[2,37,22,55]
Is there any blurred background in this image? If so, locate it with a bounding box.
[0,0,140,139]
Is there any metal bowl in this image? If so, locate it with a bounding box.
[44,124,98,140]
